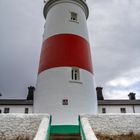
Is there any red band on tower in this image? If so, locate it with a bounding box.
[39,34,93,74]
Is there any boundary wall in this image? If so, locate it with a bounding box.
[0,114,50,140]
[80,114,140,135]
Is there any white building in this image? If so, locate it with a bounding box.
[98,100,140,113]
[0,86,140,114]
[0,99,33,114]
[97,87,140,114]
[0,86,34,114]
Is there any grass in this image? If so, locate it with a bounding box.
[0,136,30,140]
[96,132,140,140]
[15,136,30,140]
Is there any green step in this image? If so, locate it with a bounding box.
[50,125,80,134]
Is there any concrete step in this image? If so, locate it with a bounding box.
[50,134,82,140]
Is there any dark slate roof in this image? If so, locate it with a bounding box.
[0,99,33,105]
[0,99,140,105]
[98,100,140,105]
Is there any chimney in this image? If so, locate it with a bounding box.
[128,92,136,100]
[27,86,35,100]
[96,87,104,100]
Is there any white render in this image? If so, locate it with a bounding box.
[34,118,50,140]
[34,68,97,124]
[43,2,89,41]
[0,114,50,140]
[0,103,139,116]
[98,105,140,113]
[135,105,140,113]
[0,105,33,113]
[34,0,97,124]
[81,114,140,135]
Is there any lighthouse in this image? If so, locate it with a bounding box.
[34,0,97,124]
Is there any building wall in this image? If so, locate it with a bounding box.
[98,105,140,114]
[135,105,140,113]
[34,68,97,124]
[0,103,139,114]
[34,1,97,124]
[0,105,33,114]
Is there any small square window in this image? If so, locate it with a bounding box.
[102,108,106,113]
[120,108,126,113]
[4,108,10,113]
[25,108,29,114]
[62,99,68,105]
[70,12,78,22]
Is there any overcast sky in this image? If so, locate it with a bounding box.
[0,0,140,99]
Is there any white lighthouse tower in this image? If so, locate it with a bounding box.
[34,0,97,124]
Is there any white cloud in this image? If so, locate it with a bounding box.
[107,67,140,87]
[104,67,140,99]
[104,89,130,99]
[87,0,140,99]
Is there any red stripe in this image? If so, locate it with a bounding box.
[38,34,93,74]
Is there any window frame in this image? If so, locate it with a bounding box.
[120,108,126,113]
[71,67,80,81]
[25,108,29,114]
[62,99,68,105]
[4,108,10,113]
[70,12,79,23]
[102,108,106,113]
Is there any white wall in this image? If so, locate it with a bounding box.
[0,114,50,140]
[43,2,89,41]
[81,114,140,135]
[34,68,97,124]
[98,105,140,113]
[135,105,140,113]
[98,105,134,113]
[0,104,139,115]
[0,105,33,113]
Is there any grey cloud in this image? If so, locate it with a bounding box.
[0,0,140,99]
[88,0,140,98]
[0,0,44,98]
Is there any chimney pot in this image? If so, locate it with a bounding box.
[27,86,35,100]
[96,87,104,100]
[128,92,136,100]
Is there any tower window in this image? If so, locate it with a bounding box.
[102,108,106,113]
[70,12,78,22]
[62,99,68,105]
[71,68,80,81]
[25,108,29,114]
[0,109,1,113]
[4,108,10,113]
[120,108,126,113]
